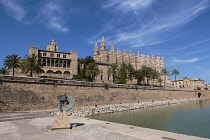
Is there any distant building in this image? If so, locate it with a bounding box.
[29,38,78,79]
[93,36,164,83]
[205,83,210,90]
[172,77,206,89]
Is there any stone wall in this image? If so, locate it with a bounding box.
[0,76,210,112]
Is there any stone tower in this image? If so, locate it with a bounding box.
[29,46,38,56]
[46,37,58,51]
[93,42,99,61]
[110,42,116,63]
[100,36,108,63]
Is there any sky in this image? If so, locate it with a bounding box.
[0,0,210,82]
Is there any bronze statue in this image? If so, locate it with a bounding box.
[57,94,74,112]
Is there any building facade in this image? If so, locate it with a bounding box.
[172,77,206,89]
[29,38,78,79]
[93,36,164,83]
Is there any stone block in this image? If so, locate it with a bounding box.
[51,112,70,130]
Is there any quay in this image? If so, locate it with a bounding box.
[0,114,209,140]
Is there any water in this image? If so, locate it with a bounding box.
[90,99,210,139]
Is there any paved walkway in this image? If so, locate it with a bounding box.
[0,116,209,140]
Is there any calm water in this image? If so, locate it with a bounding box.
[90,99,210,139]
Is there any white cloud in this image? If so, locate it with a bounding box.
[98,0,210,48]
[173,57,200,63]
[104,0,154,11]
[39,1,68,32]
[177,39,210,51]
[0,0,26,21]
[184,48,210,56]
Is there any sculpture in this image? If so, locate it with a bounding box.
[57,94,74,112]
[51,94,74,130]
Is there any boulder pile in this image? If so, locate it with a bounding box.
[51,98,201,117]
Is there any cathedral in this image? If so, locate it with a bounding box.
[93,36,164,83]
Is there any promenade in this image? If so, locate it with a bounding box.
[0,115,209,140]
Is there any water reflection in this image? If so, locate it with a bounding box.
[90,99,210,139]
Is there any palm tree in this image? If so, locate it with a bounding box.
[157,77,163,86]
[22,54,43,77]
[4,54,21,76]
[0,67,9,75]
[107,63,118,83]
[161,68,170,88]
[85,63,100,82]
[78,56,95,80]
[171,69,180,88]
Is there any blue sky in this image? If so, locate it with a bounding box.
[0,0,210,82]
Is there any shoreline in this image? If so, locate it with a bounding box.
[52,97,206,117]
[1,98,209,140]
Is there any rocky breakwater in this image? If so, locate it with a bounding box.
[51,98,201,117]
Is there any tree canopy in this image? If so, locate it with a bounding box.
[4,54,21,76]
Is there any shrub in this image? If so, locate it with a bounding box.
[204,87,208,90]
[135,85,138,90]
[197,87,201,90]
[104,83,109,90]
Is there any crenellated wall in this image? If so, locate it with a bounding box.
[0,76,209,112]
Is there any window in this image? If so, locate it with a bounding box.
[63,64,66,68]
[42,63,46,66]
[56,64,59,67]
[50,53,54,57]
[57,54,60,58]
[101,75,103,80]
[63,55,66,58]
[43,52,47,56]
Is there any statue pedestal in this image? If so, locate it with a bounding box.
[51,112,70,130]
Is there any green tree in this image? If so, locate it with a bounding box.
[171,69,180,88]
[22,54,43,77]
[78,56,95,80]
[161,68,170,88]
[85,63,100,82]
[127,63,135,84]
[0,67,9,75]
[116,63,127,84]
[151,69,160,86]
[141,66,153,85]
[4,54,21,76]
[140,65,147,85]
[107,63,118,83]
[157,77,163,86]
[134,69,144,85]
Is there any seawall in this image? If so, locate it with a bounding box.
[0,75,210,112]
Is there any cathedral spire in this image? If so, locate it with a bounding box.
[94,41,98,49]
[111,42,115,52]
[94,42,99,55]
[100,35,106,51]
[138,51,140,56]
